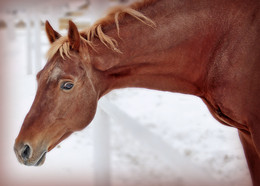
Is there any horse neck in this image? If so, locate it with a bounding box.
[91,0,226,98]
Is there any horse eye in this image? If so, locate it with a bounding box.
[61,82,74,90]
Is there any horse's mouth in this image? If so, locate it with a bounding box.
[34,152,47,166]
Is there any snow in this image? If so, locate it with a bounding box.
[0,12,252,186]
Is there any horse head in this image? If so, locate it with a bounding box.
[14,21,99,166]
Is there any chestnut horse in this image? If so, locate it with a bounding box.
[14,0,260,185]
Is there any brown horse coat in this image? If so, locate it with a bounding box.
[14,0,260,185]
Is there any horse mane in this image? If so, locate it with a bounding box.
[46,0,157,60]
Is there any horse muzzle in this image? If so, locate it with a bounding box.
[14,142,47,166]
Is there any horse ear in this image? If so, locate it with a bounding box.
[45,21,61,43]
[68,20,80,51]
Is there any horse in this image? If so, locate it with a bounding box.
[14,0,260,185]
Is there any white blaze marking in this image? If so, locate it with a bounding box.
[48,67,62,82]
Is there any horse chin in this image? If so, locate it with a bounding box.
[21,151,47,166]
[48,131,72,152]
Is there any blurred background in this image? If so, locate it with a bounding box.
[0,0,252,186]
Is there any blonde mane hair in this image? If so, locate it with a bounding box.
[46,0,156,60]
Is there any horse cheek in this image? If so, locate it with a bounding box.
[75,94,97,130]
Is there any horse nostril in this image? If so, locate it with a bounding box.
[21,145,31,161]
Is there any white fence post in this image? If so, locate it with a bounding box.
[26,14,32,75]
[33,14,42,73]
[93,107,111,186]
[7,14,15,41]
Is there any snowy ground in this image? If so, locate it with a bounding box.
[0,17,252,186]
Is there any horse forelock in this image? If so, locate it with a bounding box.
[46,1,156,61]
